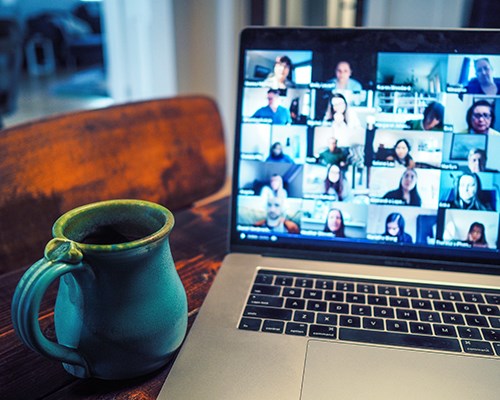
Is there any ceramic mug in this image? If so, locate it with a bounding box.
[11,199,188,380]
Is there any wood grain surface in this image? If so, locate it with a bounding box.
[0,196,230,400]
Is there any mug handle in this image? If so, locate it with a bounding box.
[11,238,90,371]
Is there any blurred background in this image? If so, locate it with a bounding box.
[0,0,498,168]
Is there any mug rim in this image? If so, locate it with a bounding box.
[52,199,174,252]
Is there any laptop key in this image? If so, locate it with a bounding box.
[244,306,292,321]
[433,324,457,337]
[494,343,500,356]
[276,277,294,286]
[489,317,500,328]
[346,293,366,304]
[485,294,499,305]
[295,278,313,288]
[458,327,482,340]
[442,313,465,325]
[309,324,337,339]
[336,282,355,292]
[411,299,432,310]
[325,291,344,301]
[283,287,302,298]
[351,305,371,316]
[307,300,327,312]
[294,311,315,323]
[255,273,275,285]
[374,306,394,319]
[390,297,410,308]
[239,317,262,331]
[304,289,323,299]
[252,284,281,296]
[316,313,338,326]
[378,285,397,296]
[285,322,307,336]
[410,322,432,335]
[340,315,361,328]
[420,289,440,299]
[339,328,461,352]
[248,294,284,307]
[433,301,455,312]
[442,291,462,302]
[463,293,484,303]
[386,320,408,333]
[461,340,494,356]
[398,287,418,297]
[396,308,417,321]
[481,328,500,342]
[316,280,334,290]
[456,303,479,314]
[363,317,384,330]
[419,311,441,323]
[357,283,376,294]
[330,302,349,314]
[368,295,388,306]
[478,304,499,316]
[465,315,488,327]
[285,298,305,310]
[262,320,285,334]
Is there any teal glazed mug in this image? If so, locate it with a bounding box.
[11,199,188,380]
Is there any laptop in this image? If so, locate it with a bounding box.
[158,27,500,399]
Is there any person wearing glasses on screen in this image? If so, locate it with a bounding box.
[252,89,292,125]
[463,100,500,135]
[466,58,500,95]
[263,55,296,89]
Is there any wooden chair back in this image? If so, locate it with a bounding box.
[0,95,226,272]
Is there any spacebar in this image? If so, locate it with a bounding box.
[339,328,462,352]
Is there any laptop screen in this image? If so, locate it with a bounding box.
[231,27,500,272]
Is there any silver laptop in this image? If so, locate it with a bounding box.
[159,27,500,399]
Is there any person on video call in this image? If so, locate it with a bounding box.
[254,195,299,233]
[266,142,294,163]
[466,57,500,95]
[323,208,347,238]
[383,168,422,206]
[465,221,489,248]
[385,139,416,168]
[260,174,288,200]
[384,213,413,243]
[318,136,347,167]
[450,172,491,210]
[323,93,364,146]
[263,55,296,89]
[252,89,292,125]
[463,100,500,135]
[405,102,445,131]
[327,61,362,91]
[324,164,350,201]
[466,148,487,173]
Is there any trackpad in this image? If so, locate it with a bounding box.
[301,340,499,400]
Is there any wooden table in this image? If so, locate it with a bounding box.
[0,196,229,400]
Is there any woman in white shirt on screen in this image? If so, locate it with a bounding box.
[323,92,364,147]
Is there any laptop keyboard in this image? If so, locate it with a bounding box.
[238,269,500,357]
